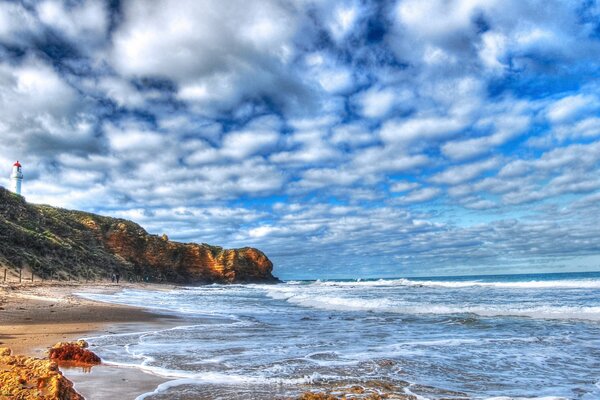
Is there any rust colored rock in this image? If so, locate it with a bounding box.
[49,341,101,366]
[99,218,277,283]
[0,348,84,400]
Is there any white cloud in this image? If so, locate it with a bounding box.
[37,0,108,45]
[355,86,406,119]
[221,129,280,160]
[330,123,377,147]
[352,146,428,173]
[547,94,599,123]
[328,3,360,42]
[0,2,39,44]
[398,187,441,203]
[2,0,600,277]
[295,168,363,191]
[111,0,307,114]
[306,52,356,94]
[97,77,146,108]
[105,125,165,154]
[478,31,508,72]
[248,225,279,239]
[0,58,77,117]
[442,114,530,160]
[271,129,341,165]
[390,181,419,193]
[394,0,482,45]
[380,115,466,147]
[430,157,500,185]
[555,117,600,140]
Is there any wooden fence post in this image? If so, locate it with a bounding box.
[3,269,6,282]
[31,270,34,282]
[19,269,22,283]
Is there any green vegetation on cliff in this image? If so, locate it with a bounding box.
[0,188,277,284]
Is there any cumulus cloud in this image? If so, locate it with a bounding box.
[547,94,600,124]
[110,0,317,115]
[442,113,531,160]
[355,86,411,119]
[398,187,441,204]
[430,158,501,185]
[0,0,600,277]
[37,0,109,46]
[0,2,39,45]
[380,115,467,148]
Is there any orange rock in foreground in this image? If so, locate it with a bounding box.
[0,347,83,400]
[49,341,101,366]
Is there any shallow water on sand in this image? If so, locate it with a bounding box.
[79,272,600,399]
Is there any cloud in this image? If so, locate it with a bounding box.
[546,94,600,124]
[0,57,78,117]
[221,128,280,160]
[442,113,531,160]
[110,0,315,115]
[351,147,428,173]
[380,115,467,148]
[355,86,410,119]
[430,157,501,185]
[390,181,419,193]
[330,123,377,147]
[398,187,441,204]
[1,0,600,277]
[0,2,39,45]
[37,0,109,46]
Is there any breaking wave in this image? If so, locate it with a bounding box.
[308,277,600,289]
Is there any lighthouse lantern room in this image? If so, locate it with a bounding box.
[10,161,23,195]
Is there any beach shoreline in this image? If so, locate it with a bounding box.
[0,281,180,399]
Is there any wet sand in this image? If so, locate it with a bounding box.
[0,282,180,399]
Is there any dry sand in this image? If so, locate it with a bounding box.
[0,281,181,399]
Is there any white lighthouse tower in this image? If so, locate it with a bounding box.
[10,161,23,195]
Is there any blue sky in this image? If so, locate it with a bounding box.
[1,0,600,279]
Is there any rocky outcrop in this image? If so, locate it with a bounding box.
[49,341,101,366]
[0,347,83,400]
[0,187,277,284]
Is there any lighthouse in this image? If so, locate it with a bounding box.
[10,161,23,195]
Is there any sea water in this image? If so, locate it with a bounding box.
[79,271,600,399]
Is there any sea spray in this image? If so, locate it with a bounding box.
[79,271,600,399]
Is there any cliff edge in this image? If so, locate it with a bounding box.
[0,188,277,284]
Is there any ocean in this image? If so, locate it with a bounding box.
[79,271,600,399]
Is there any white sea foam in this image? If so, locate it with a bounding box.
[403,384,431,400]
[264,288,600,321]
[134,372,331,399]
[76,279,600,399]
[312,278,600,289]
[484,397,568,400]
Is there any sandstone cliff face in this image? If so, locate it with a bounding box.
[0,188,277,283]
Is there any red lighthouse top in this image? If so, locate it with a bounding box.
[13,161,21,167]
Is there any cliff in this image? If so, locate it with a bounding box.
[0,188,277,284]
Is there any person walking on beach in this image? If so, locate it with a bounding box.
[111,273,116,283]
[115,272,120,284]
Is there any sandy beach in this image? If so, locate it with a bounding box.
[0,281,180,399]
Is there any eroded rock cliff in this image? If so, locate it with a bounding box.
[0,188,277,283]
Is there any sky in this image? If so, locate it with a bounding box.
[1,0,600,279]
